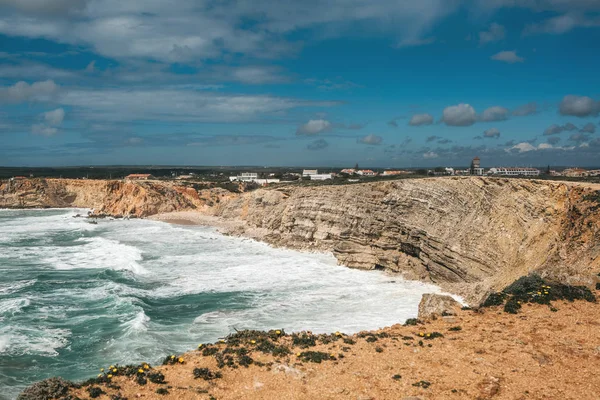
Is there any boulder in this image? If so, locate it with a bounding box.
[418,293,462,320]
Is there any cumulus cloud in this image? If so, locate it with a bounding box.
[306,138,329,150]
[512,102,537,116]
[559,95,600,117]
[508,142,539,153]
[0,79,59,103]
[491,50,525,63]
[480,106,509,122]
[409,113,434,126]
[296,119,332,136]
[479,23,505,45]
[483,128,501,138]
[568,132,590,143]
[423,151,438,159]
[544,123,578,135]
[43,108,65,126]
[441,103,477,126]
[357,134,382,145]
[580,122,596,133]
[547,136,561,145]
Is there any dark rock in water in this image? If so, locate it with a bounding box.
[17,377,74,400]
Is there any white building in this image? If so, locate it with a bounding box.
[357,170,376,176]
[302,169,319,177]
[309,174,333,181]
[488,167,540,177]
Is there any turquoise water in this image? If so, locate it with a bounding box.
[0,209,447,398]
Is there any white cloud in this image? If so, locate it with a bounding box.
[296,119,332,135]
[423,151,438,159]
[538,143,554,149]
[409,113,434,126]
[509,142,537,152]
[31,124,58,136]
[479,23,505,45]
[480,106,509,121]
[357,134,382,145]
[524,12,600,35]
[559,95,599,117]
[441,103,477,126]
[0,0,463,63]
[57,87,338,123]
[0,79,59,103]
[491,50,525,63]
[43,108,65,126]
[85,60,96,73]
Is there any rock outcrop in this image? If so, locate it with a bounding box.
[2,176,600,303]
[417,294,462,320]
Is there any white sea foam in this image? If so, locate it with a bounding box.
[0,326,71,356]
[121,309,151,335]
[0,280,36,296]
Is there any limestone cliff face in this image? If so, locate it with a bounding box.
[0,178,208,216]
[213,178,600,298]
[2,177,599,301]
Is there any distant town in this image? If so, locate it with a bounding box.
[2,158,600,187]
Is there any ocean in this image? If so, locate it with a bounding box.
[0,209,447,398]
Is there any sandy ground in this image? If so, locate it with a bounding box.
[66,297,600,400]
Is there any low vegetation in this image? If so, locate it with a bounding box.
[482,274,596,314]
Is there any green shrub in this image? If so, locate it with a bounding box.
[193,368,222,381]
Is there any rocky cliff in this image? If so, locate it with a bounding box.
[212,178,600,301]
[2,176,599,302]
[0,178,225,216]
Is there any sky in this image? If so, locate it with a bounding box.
[0,0,600,168]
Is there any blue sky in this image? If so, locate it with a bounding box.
[1,0,600,167]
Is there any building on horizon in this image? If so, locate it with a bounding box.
[302,169,319,177]
[125,174,154,180]
[487,167,540,177]
[470,157,484,176]
[356,169,376,177]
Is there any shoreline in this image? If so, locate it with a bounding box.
[149,210,477,304]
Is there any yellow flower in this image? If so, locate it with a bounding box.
[143,364,150,370]
[112,368,117,373]
[296,352,301,357]
[198,344,203,348]
[100,368,104,372]
[219,339,225,343]
[426,333,431,337]
[330,353,335,358]
[275,330,281,335]
[138,369,144,374]
[418,332,424,337]
[97,374,102,378]
[250,340,256,344]
[107,374,113,379]
[335,332,342,337]
[178,357,184,363]
[537,292,541,295]
[171,355,175,359]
